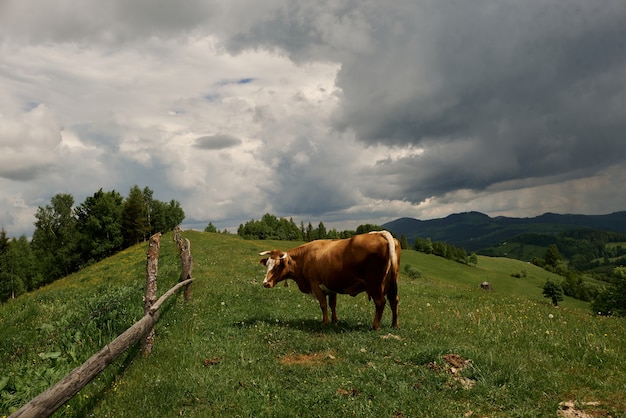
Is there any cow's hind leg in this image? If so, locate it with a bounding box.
[329,293,338,323]
[387,280,399,329]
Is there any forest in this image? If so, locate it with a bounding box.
[0,185,184,302]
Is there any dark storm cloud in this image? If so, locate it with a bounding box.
[194,134,242,150]
[259,136,360,216]
[217,0,626,204]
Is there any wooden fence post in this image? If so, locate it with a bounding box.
[173,225,183,253]
[180,238,193,301]
[142,232,161,356]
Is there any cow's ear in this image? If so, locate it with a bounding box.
[260,258,268,266]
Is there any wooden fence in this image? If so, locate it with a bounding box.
[11,230,194,418]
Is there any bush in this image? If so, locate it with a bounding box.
[404,264,422,279]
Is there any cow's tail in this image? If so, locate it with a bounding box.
[369,230,399,285]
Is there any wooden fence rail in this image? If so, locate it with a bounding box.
[11,231,194,418]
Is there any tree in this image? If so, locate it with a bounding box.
[0,228,8,255]
[591,267,626,316]
[142,186,154,232]
[205,222,217,233]
[0,229,23,301]
[317,222,327,240]
[542,280,564,307]
[414,237,433,254]
[0,235,40,301]
[122,186,151,246]
[76,189,124,262]
[31,193,81,282]
[400,234,409,250]
[151,199,185,234]
[468,253,478,266]
[544,244,562,268]
[355,224,383,234]
[11,235,40,290]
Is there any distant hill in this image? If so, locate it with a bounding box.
[383,211,626,251]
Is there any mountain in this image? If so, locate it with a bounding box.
[383,211,626,251]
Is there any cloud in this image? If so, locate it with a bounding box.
[214,1,626,204]
[194,134,242,150]
[1,0,626,238]
[0,105,62,181]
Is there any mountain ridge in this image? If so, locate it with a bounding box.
[383,211,626,251]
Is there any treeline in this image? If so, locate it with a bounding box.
[512,230,626,272]
[530,244,603,303]
[591,267,626,316]
[0,185,184,302]
[413,237,478,266]
[235,213,384,241]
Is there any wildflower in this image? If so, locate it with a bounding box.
[548,314,554,319]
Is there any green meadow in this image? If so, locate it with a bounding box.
[1,231,625,417]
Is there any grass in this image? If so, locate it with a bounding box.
[1,231,625,417]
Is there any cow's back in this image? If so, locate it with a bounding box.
[295,233,394,293]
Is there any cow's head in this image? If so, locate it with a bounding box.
[259,250,290,288]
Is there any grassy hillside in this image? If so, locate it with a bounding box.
[1,231,625,417]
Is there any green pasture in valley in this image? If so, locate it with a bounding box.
[1,231,625,417]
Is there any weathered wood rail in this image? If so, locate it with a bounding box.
[11,231,194,418]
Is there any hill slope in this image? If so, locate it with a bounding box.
[383,211,626,251]
[1,231,625,417]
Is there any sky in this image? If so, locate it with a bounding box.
[1,0,626,237]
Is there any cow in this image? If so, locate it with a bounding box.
[259,230,401,330]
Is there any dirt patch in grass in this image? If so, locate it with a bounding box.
[279,350,336,366]
[557,401,603,418]
[428,353,475,390]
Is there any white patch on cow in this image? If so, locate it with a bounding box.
[369,230,397,280]
[263,257,277,285]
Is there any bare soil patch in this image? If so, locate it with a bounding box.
[278,350,336,366]
[429,353,475,390]
[557,401,603,418]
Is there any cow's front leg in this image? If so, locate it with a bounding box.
[329,293,338,323]
[312,286,330,324]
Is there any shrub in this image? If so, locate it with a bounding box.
[404,264,422,279]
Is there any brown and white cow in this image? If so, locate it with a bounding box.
[259,230,401,330]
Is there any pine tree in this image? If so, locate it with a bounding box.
[544,244,562,267]
[122,186,151,246]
